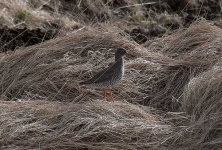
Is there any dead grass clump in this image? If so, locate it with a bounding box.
[182,64,222,117]
[142,21,222,111]
[0,24,170,104]
[0,0,80,30]
[0,100,173,149]
[142,62,199,111]
[149,21,222,61]
[168,64,222,149]
[0,28,142,101]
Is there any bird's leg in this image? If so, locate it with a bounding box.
[109,89,114,102]
[103,89,107,101]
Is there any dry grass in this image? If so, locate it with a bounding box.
[1,20,222,149]
[0,27,140,102]
[1,20,222,107]
[0,100,173,150]
[168,64,222,149]
[0,0,145,30]
[142,20,222,110]
[0,0,81,30]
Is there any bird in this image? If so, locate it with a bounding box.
[80,48,127,101]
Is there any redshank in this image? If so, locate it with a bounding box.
[80,48,126,101]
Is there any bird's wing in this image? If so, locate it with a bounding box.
[80,66,115,84]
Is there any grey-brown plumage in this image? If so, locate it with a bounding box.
[80,48,126,101]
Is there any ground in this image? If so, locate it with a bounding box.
[0,0,222,149]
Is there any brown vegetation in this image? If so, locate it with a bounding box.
[1,0,222,149]
[170,65,222,149]
[0,28,138,101]
[1,0,220,51]
[143,20,222,110]
[0,100,173,149]
[0,20,222,149]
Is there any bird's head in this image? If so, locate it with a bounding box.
[115,48,127,58]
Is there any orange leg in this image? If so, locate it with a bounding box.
[103,89,107,101]
[110,89,114,102]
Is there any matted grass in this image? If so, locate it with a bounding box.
[1,20,222,149]
[0,100,173,150]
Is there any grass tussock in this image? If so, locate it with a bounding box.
[0,0,80,29]
[142,20,222,110]
[0,28,141,101]
[0,100,173,150]
[0,0,145,29]
[168,65,222,149]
